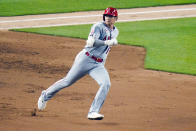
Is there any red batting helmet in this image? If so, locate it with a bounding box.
[103,7,118,21]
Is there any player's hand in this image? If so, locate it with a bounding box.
[104,39,118,46]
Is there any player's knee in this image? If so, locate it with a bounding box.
[101,79,111,89]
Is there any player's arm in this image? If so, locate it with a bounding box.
[86,26,118,47]
[86,25,103,47]
[86,36,118,47]
[104,28,119,46]
[103,29,119,46]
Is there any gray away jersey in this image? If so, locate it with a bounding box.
[84,22,119,62]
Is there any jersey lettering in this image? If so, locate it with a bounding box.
[103,36,111,41]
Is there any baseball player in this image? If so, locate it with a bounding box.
[38,7,119,120]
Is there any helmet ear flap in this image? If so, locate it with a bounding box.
[103,14,105,21]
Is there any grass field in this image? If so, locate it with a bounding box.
[0,0,196,16]
[12,17,196,75]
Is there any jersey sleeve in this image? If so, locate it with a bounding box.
[89,24,100,39]
[89,24,105,47]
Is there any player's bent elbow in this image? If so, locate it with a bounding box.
[86,37,95,47]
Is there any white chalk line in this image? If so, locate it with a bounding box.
[0,14,195,30]
[118,14,196,22]
[0,7,196,23]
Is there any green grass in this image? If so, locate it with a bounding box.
[12,17,196,75]
[116,18,196,75]
[0,0,196,16]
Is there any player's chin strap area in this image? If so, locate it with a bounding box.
[85,52,103,63]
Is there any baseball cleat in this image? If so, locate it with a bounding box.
[87,112,104,120]
[38,90,47,111]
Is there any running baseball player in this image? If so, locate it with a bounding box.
[38,7,119,120]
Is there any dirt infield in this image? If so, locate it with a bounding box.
[0,5,196,131]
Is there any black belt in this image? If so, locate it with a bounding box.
[85,52,103,62]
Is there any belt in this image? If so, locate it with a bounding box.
[85,52,103,62]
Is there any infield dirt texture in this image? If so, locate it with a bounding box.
[0,5,196,131]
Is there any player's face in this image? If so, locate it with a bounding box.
[105,15,117,26]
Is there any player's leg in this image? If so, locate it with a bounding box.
[44,64,86,100]
[88,65,111,115]
[44,51,90,100]
[38,62,87,110]
[38,51,89,110]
